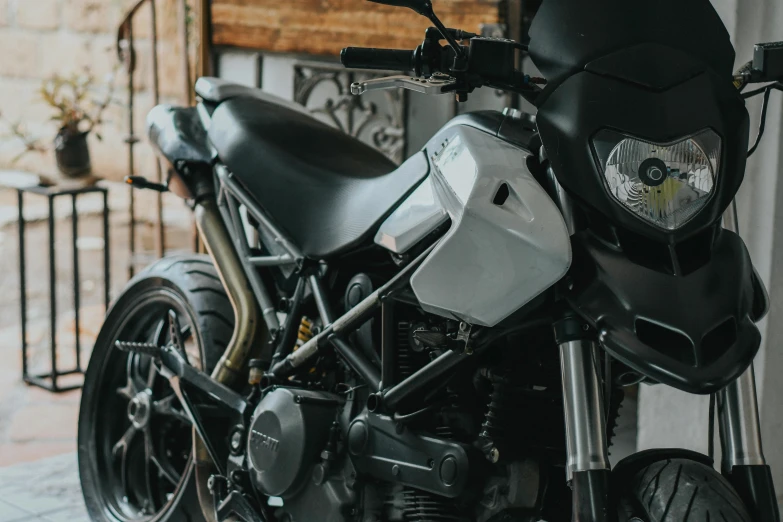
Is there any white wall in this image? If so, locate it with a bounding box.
[637,0,783,507]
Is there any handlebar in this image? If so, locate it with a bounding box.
[341,31,542,104]
[340,47,416,72]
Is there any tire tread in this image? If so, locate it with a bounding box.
[624,458,752,522]
[79,254,235,522]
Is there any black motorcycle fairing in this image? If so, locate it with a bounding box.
[566,227,761,394]
[584,43,707,92]
[147,104,213,166]
[528,0,734,89]
[536,67,749,244]
[147,104,215,199]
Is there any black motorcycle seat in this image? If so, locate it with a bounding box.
[206,81,427,258]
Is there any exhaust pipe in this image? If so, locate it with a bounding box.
[192,196,266,521]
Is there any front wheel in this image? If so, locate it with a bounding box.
[78,255,234,522]
[618,458,752,522]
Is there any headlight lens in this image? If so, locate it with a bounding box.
[592,129,721,230]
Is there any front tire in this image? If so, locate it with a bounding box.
[78,255,234,522]
[618,458,752,522]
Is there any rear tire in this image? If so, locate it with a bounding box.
[78,255,234,522]
[618,458,752,522]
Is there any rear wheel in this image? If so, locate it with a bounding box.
[618,458,752,522]
[78,255,234,522]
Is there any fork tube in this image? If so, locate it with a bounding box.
[556,317,610,522]
[717,201,779,521]
[717,364,765,470]
[718,201,765,470]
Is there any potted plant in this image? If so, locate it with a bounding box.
[1,68,115,180]
[41,70,115,178]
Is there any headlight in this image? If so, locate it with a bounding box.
[592,129,721,230]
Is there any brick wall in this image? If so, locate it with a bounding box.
[0,0,192,182]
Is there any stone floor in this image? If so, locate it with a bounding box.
[0,453,88,522]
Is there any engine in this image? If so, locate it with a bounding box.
[246,387,357,522]
[228,272,585,522]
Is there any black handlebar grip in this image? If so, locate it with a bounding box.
[340,47,415,72]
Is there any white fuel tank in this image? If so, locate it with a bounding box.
[376,124,572,327]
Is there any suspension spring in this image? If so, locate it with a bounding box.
[479,377,513,459]
[295,317,314,350]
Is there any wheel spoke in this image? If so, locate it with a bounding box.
[112,425,138,458]
[116,376,136,400]
[152,394,191,425]
[150,455,181,487]
[146,358,158,390]
[153,317,168,347]
[146,318,169,389]
[126,354,150,394]
[142,428,158,512]
[112,424,138,498]
[101,302,203,519]
[180,324,192,342]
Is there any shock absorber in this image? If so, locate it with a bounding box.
[478,369,512,463]
[295,317,314,350]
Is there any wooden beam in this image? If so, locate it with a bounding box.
[211,0,503,56]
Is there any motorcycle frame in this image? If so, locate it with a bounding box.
[183,157,779,520]
[211,164,466,404]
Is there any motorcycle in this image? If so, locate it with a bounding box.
[76,0,783,520]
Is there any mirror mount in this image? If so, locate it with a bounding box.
[368,0,466,62]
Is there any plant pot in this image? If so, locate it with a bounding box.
[54,128,92,178]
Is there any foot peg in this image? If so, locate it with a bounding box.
[114,341,161,357]
[115,310,186,359]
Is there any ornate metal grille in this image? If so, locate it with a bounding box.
[293,61,408,164]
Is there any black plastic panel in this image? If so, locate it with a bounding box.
[584,43,706,91]
[567,228,761,394]
[347,412,472,498]
[147,104,213,165]
[528,0,734,87]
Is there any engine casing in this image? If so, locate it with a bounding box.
[247,387,339,498]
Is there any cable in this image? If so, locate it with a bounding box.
[393,398,448,423]
[708,393,715,461]
[745,82,783,158]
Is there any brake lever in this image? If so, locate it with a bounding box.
[350,73,457,95]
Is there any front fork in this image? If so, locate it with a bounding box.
[557,328,779,521]
[718,202,780,521]
[556,319,612,522]
[554,194,778,520]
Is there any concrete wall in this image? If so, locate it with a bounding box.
[0,0,190,182]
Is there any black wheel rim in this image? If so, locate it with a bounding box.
[93,290,201,521]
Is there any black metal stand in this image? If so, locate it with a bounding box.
[17,183,110,393]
